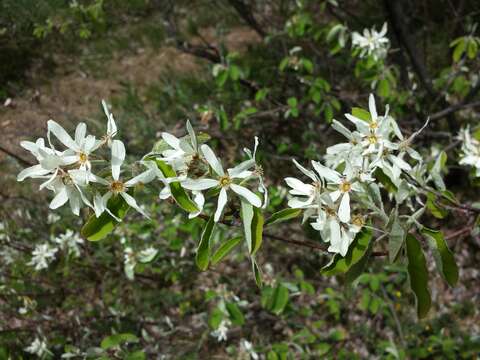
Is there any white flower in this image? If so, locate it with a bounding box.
[458,126,480,176]
[101,99,118,147]
[47,120,100,174]
[28,243,58,271]
[137,247,158,263]
[90,140,157,220]
[52,229,83,257]
[123,247,136,280]
[240,339,259,360]
[182,144,261,222]
[243,136,268,208]
[25,338,51,358]
[310,194,362,256]
[159,120,201,173]
[312,161,362,223]
[211,320,230,342]
[352,22,389,60]
[47,213,61,224]
[285,159,324,209]
[17,138,73,185]
[43,169,94,215]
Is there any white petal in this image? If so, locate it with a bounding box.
[228,159,255,178]
[201,144,225,176]
[120,192,149,218]
[186,120,197,150]
[389,155,412,171]
[75,123,87,145]
[284,177,313,195]
[49,187,69,209]
[329,220,342,250]
[125,169,156,187]
[17,165,51,181]
[48,120,78,150]
[368,94,377,121]
[214,187,228,222]
[181,178,218,190]
[311,161,341,183]
[230,184,261,207]
[338,192,351,223]
[162,132,181,150]
[292,159,317,182]
[111,140,126,180]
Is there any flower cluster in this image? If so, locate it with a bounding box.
[285,94,429,256]
[156,123,267,222]
[352,22,390,61]
[18,102,267,228]
[458,126,480,177]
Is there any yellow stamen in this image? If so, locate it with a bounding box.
[351,215,364,227]
[340,181,351,193]
[219,176,231,187]
[110,180,125,193]
[78,152,88,164]
[367,134,378,144]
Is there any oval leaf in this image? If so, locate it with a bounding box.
[211,236,242,265]
[421,228,459,287]
[265,208,302,226]
[322,226,372,275]
[81,194,130,241]
[406,234,432,319]
[196,216,215,271]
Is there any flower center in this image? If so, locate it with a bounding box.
[340,180,351,193]
[369,121,378,130]
[351,215,364,227]
[367,134,378,144]
[325,207,337,218]
[110,180,125,193]
[78,152,88,164]
[219,175,232,188]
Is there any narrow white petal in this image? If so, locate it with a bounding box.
[311,161,341,183]
[111,139,126,180]
[228,159,255,178]
[230,184,261,207]
[181,178,218,191]
[292,159,317,182]
[49,187,69,209]
[369,94,377,121]
[338,192,351,223]
[201,144,225,176]
[186,120,197,150]
[120,192,149,218]
[162,132,181,150]
[75,123,87,145]
[214,187,228,222]
[17,165,51,181]
[48,120,78,150]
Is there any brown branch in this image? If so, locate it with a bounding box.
[0,144,34,167]
[227,0,266,37]
[429,100,480,120]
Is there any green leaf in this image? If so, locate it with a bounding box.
[287,97,298,108]
[209,307,224,329]
[426,192,448,219]
[453,38,466,62]
[351,107,371,122]
[421,228,459,287]
[226,302,245,325]
[126,351,146,360]
[211,236,242,265]
[81,194,130,241]
[101,333,139,350]
[374,168,398,193]
[269,284,289,315]
[344,244,372,284]
[241,202,264,255]
[265,208,302,226]
[251,258,263,288]
[377,78,390,98]
[196,216,215,271]
[406,234,432,319]
[155,160,199,213]
[321,227,372,275]
[389,216,405,262]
